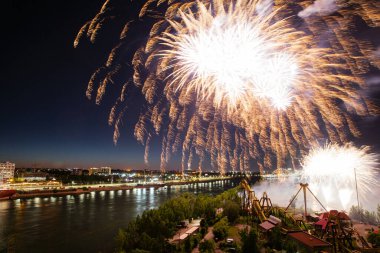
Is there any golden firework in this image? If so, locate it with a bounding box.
[75,0,379,175]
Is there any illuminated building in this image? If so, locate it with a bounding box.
[89,167,111,175]
[0,161,15,183]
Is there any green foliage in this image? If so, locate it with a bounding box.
[184,237,192,253]
[200,227,208,237]
[215,187,240,205]
[267,227,282,250]
[349,205,378,225]
[368,232,380,247]
[191,234,201,248]
[115,187,240,252]
[200,219,207,227]
[178,234,201,252]
[240,228,259,253]
[223,200,240,223]
[213,217,229,240]
[199,239,215,253]
[193,195,217,223]
[115,228,127,252]
[177,234,201,253]
[52,171,115,185]
[283,239,298,253]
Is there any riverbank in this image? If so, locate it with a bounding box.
[9,184,134,200]
[1,179,240,253]
[4,176,239,200]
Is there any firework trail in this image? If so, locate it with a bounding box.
[75,0,379,175]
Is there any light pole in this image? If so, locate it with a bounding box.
[354,167,361,220]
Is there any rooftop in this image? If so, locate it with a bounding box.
[288,231,332,248]
[259,221,276,231]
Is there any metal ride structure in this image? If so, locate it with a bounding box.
[240,179,301,230]
[240,179,373,253]
[240,179,267,223]
[286,183,360,253]
[285,183,328,220]
[315,210,356,253]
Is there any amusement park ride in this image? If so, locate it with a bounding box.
[239,179,373,253]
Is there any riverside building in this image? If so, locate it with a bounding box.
[0,161,15,183]
[89,167,112,176]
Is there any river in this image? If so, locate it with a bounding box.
[0,179,239,253]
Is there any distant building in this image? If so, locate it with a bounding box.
[89,167,111,176]
[19,172,48,182]
[71,168,84,175]
[0,161,15,183]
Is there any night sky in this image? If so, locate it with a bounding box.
[0,0,152,169]
[1,0,379,169]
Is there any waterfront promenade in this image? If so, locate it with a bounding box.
[4,176,235,200]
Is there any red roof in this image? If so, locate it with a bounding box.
[259,221,275,231]
[319,212,329,220]
[288,232,331,248]
[314,218,328,230]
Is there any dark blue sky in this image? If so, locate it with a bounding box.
[0,0,159,169]
[0,0,379,169]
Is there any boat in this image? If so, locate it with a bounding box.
[0,189,17,200]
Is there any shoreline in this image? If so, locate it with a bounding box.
[3,177,240,200]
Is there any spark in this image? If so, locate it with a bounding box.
[160,1,300,111]
[75,0,379,174]
[301,143,379,209]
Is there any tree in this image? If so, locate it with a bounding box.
[240,228,259,253]
[223,200,240,223]
[363,210,377,225]
[114,187,241,252]
[115,228,127,252]
[200,219,208,237]
[349,205,364,221]
[213,217,229,240]
[283,240,298,253]
[199,239,215,253]
[184,237,192,253]
[268,227,282,250]
[350,205,378,225]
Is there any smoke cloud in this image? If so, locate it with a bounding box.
[298,0,338,18]
[253,175,380,212]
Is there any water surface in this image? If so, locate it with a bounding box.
[0,180,238,253]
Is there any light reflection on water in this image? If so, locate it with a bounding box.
[0,180,237,253]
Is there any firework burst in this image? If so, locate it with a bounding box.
[160,1,301,111]
[301,143,379,209]
[75,0,379,174]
